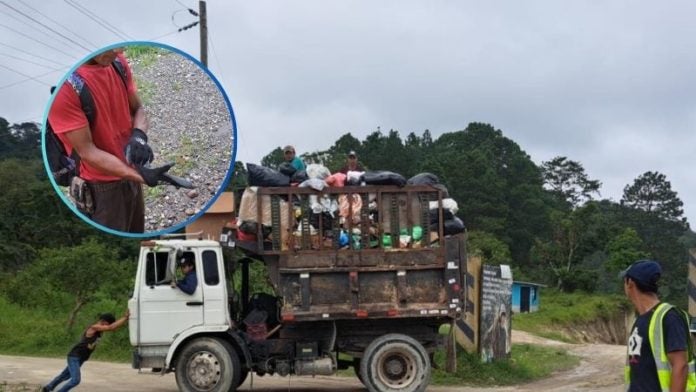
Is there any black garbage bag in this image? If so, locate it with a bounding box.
[363,171,406,187]
[279,162,297,177]
[407,172,440,186]
[309,211,334,232]
[247,163,290,187]
[408,172,449,197]
[239,221,272,238]
[291,170,309,183]
[443,217,465,235]
[429,208,455,225]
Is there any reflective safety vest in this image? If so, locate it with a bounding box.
[624,303,696,391]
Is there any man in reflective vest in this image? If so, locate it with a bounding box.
[622,260,696,391]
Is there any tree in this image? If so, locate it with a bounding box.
[424,123,550,264]
[260,147,285,169]
[605,228,650,274]
[6,239,133,329]
[532,203,603,290]
[467,230,511,265]
[541,156,601,208]
[622,171,685,223]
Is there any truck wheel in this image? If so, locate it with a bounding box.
[236,368,249,387]
[175,337,241,392]
[360,334,431,392]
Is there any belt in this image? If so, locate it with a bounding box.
[87,180,134,193]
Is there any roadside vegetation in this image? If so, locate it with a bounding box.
[513,290,630,343]
[432,343,578,386]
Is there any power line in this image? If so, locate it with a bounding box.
[0,68,65,90]
[63,0,132,41]
[0,1,91,52]
[0,42,66,67]
[208,35,226,86]
[147,29,180,42]
[0,51,65,71]
[0,23,78,59]
[0,63,51,86]
[15,0,97,50]
[0,9,75,52]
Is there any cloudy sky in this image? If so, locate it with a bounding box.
[1,1,695,224]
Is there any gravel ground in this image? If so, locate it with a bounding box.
[128,48,234,232]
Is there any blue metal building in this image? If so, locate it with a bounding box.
[511,281,545,313]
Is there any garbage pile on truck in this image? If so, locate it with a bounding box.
[236,162,466,252]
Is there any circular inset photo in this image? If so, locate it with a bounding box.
[42,42,236,236]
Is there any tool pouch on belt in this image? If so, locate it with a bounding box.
[69,177,95,215]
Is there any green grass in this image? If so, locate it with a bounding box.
[0,381,39,392]
[125,45,164,68]
[337,343,577,386]
[512,289,630,343]
[166,135,197,176]
[431,343,578,385]
[135,78,155,106]
[0,296,131,363]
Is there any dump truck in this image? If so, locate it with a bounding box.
[128,184,469,392]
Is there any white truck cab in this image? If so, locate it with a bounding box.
[128,238,233,373]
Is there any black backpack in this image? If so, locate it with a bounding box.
[46,59,128,186]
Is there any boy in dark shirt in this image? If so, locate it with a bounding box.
[43,311,129,391]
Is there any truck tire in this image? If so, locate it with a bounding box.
[236,368,249,388]
[360,334,431,392]
[175,337,241,392]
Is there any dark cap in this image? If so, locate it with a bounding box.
[283,145,295,153]
[348,150,357,157]
[99,313,116,324]
[619,260,661,289]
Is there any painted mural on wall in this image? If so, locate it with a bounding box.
[480,264,513,362]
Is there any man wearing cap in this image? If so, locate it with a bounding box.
[43,311,129,391]
[621,260,696,391]
[171,257,198,295]
[283,145,305,171]
[338,150,365,174]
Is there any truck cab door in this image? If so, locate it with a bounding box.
[135,248,204,345]
[200,248,229,326]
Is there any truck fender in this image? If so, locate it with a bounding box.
[226,330,252,368]
[165,325,230,368]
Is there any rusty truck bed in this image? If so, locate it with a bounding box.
[232,184,466,323]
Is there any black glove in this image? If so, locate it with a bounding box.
[124,128,154,165]
[136,163,174,187]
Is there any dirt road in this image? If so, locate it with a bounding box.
[0,331,625,391]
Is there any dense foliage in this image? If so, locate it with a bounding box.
[1,116,693,332]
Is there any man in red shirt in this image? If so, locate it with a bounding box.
[49,48,170,232]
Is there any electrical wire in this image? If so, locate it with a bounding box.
[0,9,75,52]
[0,63,51,86]
[0,1,92,52]
[15,0,97,49]
[0,52,66,71]
[0,68,66,90]
[0,42,66,67]
[208,35,227,86]
[63,0,132,41]
[0,23,78,59]
[147,29,180,42]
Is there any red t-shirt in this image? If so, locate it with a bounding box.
[48,53,137,182]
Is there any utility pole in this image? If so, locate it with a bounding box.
[199,0,208,67]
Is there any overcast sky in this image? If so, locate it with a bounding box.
[1,1,695,224]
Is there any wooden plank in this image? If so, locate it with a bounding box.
[454,255,481,353]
